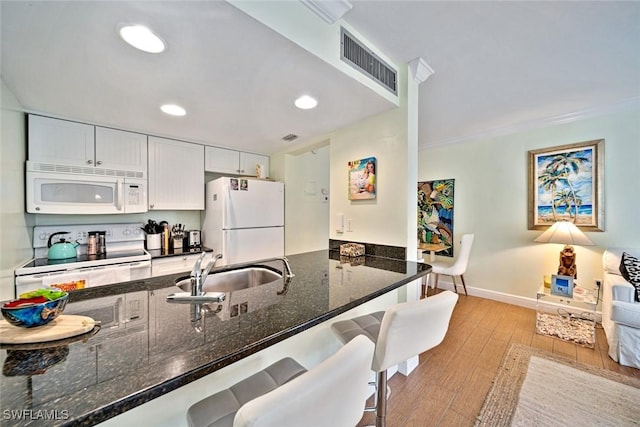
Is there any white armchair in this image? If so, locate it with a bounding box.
[602,248,640,369]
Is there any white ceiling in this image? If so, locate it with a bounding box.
[2,1,639,155]
[346,1,640,147]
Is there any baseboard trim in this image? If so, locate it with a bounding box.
[430,279,603,323]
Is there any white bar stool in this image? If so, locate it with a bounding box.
[331,291,459,427]
[187,335,375,427]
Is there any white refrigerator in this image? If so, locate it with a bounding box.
[202,177,284,266]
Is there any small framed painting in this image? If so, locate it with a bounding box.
[528,139,604,231]
[348,157,376,200]
[551,274,574,298]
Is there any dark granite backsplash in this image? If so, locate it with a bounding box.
[329,239,406,260]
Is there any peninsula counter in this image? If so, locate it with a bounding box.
[1,250,430,426]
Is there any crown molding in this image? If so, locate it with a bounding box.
[408,57,434,84]
[420,96,640,151]
[300,0,352,24]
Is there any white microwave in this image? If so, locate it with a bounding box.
[26,161,147,214]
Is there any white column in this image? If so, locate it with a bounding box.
[405,57,434,262]
[399,58,434,376]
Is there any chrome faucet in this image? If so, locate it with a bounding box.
[190,252,223,296]
[280,256,295,278]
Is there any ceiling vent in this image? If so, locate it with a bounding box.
[340,27,397,95]
[282,134,299,142]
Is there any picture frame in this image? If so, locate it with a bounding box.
[348,157,376,200]
[551,274,574,298]
[417,179,455,257]
[528,139,604,231]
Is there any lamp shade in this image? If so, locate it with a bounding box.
[534,221,594,246]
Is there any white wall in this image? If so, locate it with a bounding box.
[418,108,640,300]
[328,109,407,246]
[283,145,330,254]
[0,80,32,300]
[329,67,411,248]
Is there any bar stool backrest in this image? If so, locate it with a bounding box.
[373,290,458,372]
[233,335,375,427]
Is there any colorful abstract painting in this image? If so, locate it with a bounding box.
[418,179,455,257]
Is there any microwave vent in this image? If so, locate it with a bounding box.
[28,162,144,179]
[340,27,397,95]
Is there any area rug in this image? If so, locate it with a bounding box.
[475,344,640,426]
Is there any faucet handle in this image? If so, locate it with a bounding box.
[190,252,207,277]
[202,253,223,278]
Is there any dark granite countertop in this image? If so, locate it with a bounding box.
[147,246,212,259]
[0,250,430,426]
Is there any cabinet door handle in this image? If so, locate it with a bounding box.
[87,159,93,165]
[150,204,155,209]
[96,160,102,165]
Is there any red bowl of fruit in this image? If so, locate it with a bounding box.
[1,289,68,328]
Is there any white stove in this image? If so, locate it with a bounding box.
[15,223,151,297]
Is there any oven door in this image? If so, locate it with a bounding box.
[14,260,151,297]
[15,269,93,297]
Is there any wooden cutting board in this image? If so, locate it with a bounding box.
[0,315,96,344]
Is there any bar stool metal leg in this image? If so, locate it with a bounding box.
[376,370,388,427]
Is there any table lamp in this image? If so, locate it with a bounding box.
[534,220,594,279]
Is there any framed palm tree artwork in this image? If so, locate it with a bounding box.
[528,139,604,231]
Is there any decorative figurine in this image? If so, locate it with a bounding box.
[558,245,577,279]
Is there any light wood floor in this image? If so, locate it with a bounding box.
[356,289,640,427]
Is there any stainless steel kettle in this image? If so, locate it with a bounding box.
[47,232,79,260]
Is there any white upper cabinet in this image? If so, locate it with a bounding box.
[28,115,147,174]
[95,127,147,174]
[240,152,269,178]
[148,136,204,210]
[204,146,240,175]
[28,115,95,166]
[205,146,269,177]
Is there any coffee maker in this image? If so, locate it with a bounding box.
[187,230,201,248]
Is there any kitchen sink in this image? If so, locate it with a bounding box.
[175,266,282,294]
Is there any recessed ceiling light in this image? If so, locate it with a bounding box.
[295,95,318,110]
[161,104,186,116]
[120,25,165,53]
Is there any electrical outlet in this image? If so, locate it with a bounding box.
[594,278,602,289]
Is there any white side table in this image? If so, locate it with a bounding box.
[535,285,597,348]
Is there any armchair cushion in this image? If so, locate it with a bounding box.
[611,300,640,329]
